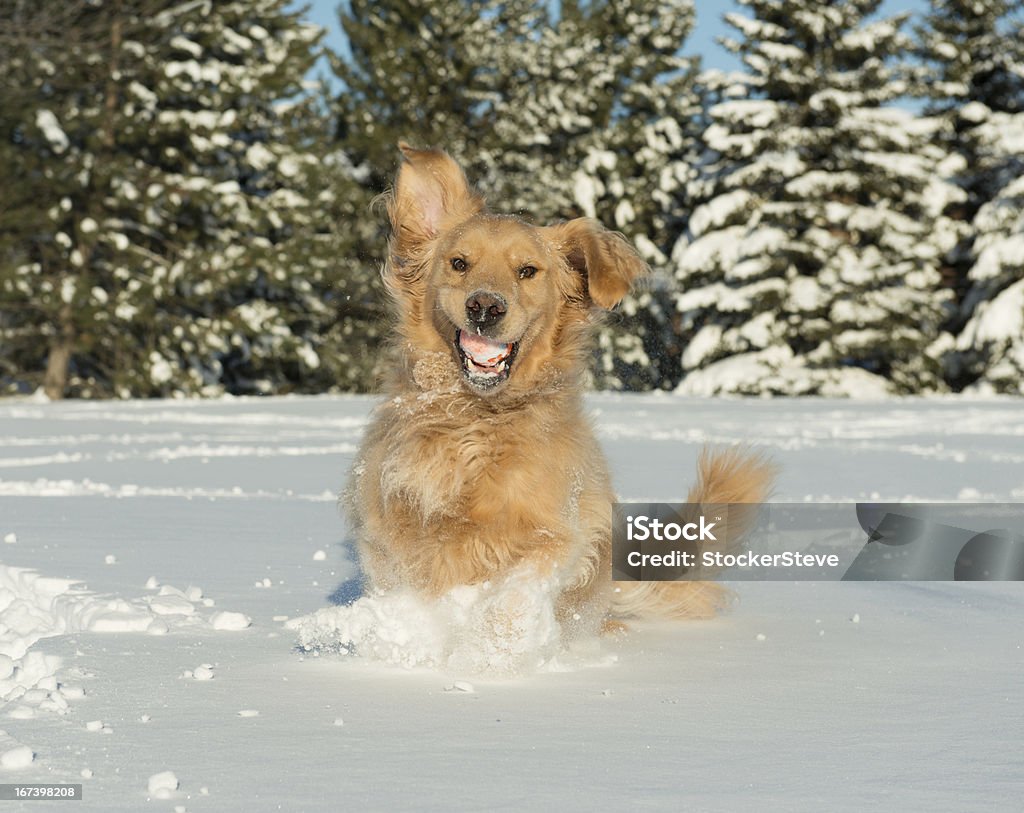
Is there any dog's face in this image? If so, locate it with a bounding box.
[384,144,647,398]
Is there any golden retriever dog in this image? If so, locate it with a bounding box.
[348,143,774,645]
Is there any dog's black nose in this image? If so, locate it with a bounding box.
[465,291,507,327]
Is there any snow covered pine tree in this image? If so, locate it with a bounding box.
[673,0,964,396]
[946,106,1024,393]
[918,0,1024,393]
[0,1,352,398]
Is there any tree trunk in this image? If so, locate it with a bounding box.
[46,3,121,401]
[102,6,122,150]
[43,303,74,400]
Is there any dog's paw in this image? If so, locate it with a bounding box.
[447,570,561,674]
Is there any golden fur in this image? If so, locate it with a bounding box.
[348,144,775,637]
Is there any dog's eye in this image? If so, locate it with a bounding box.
[518,265,537,280]
[450,257,468,273]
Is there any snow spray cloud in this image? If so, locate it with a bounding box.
[612,503,1024,582]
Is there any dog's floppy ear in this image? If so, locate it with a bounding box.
[387,142,483,254]
[545,218,648,309]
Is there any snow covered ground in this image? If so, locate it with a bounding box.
[0,394,1021,811]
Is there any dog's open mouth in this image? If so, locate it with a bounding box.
[455,330,519,389]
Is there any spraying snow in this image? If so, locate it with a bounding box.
[288,566,569,675]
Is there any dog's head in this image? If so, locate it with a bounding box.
[382,143,647,398]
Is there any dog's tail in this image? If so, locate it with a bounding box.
[610,446,777,620]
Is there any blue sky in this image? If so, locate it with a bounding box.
[294,0,930,79]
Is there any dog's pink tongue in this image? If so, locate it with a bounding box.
[459,332,511,364]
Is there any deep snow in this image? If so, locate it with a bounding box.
[0,394,1021,811]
